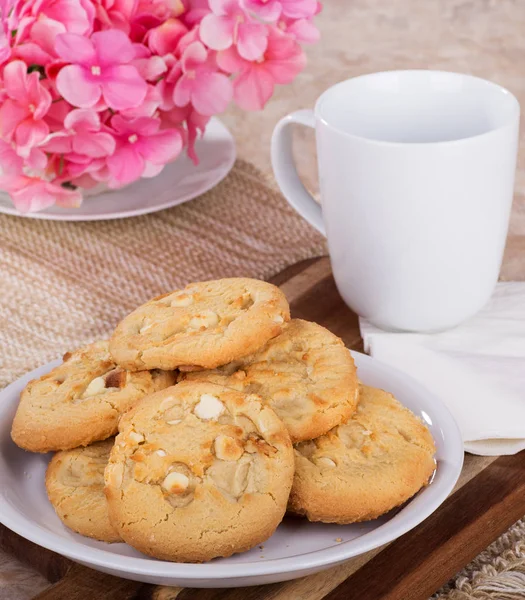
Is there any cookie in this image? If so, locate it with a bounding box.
[182,319,358,442]
[289,385,436,524]
[108,278,290,371]
[45,439,120,542]
[11,341,176,453]
[105,381,294,562]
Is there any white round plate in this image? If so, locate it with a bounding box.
[0,351,463,588]
[0,117,235,221]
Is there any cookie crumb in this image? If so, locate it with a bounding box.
[335,537,343,543]
[259,545,264,550]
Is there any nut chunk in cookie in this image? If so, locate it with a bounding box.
[105,381,294,562]
[108,278,290,371]
[11,340,176,453]
[182,319,359,443]
[46,439,120,543]
[289,385,436,524]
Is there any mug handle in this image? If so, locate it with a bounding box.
[271,109,326,237]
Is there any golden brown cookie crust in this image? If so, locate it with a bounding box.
[289,385,436,524]
[105,381,294,562]
[108,278,290,371]
[45,439,120,543]
[11,341,176,453]
[182,319,359,442]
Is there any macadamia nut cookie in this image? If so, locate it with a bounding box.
[104,381,294,562]
[289,385,436,524]
[46,439,120,543]
[182,319,358,442]
[109,278,290,371]
[11,341,176,452]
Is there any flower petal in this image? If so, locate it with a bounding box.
[107,144,145,185]
[43,0,93,35]
[138,128,182,164]
[199,13,233,51]
[64,108,101,132]
[56,64,101,107]
[191,71,232,115]
[3,60,29,103]
[243,0,281,22]
[142,161,165,178]
[55,32,96,63]
[72,131,116,157]
[237,21,268,60]
[133,55,167,81]
[0,99,28,140]
[14,118,49,155]
[10,178,58,212]
[217,46,247,73]
[121,84,162,117]
[91,29,136,66]
[100,65,147,110]
[285,18,320,43]
[233,65,274,111]
[280,0,317,18]
[173,75,192,108]
[181,40,208,71]
[147,18,188,55]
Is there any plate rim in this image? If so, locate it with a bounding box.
[0,351,464,580]
[0,117,236,222]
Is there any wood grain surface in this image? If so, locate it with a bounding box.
[1,256,523,600]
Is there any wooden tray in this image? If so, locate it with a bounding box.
[2,257,525,600]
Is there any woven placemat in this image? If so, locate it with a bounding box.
[0,160,326,389]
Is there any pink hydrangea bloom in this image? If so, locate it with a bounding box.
[200,0,268,61]
[173,40,232,115]
[0,0,320,212]
[7,176,82,212]
[55,30,147,110]
[106,115,182,186]
[218,28,305,110]
[0,60,52,157]
[93,0,136,32]
[43,108,116,157]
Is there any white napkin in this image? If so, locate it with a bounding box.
[359,283,525,456]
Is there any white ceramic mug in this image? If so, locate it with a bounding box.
[271,70,520,331]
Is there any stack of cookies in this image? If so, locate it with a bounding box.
[11,278,436,563]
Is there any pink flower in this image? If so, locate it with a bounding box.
[200,0,268,61]
[218,29,305,110]
[15,0,94,39]
[162,105,209,164]
[0,60,52,157]
[147,18,187,55]
[0,139,23,184]
[55,29,147,110]
[106,115,182,186]
[43,109,116,157]
[121,83,162,117]
[173,41,232,116]
[0,0,14,64]
[93,0,137,32]
[278,16,319,43]
[6,176,82,212]
[136,0,185,21]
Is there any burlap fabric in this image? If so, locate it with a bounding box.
[0,160,325,389]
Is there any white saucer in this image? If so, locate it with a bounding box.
[0,351,463,588]
[0,117,236,221]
